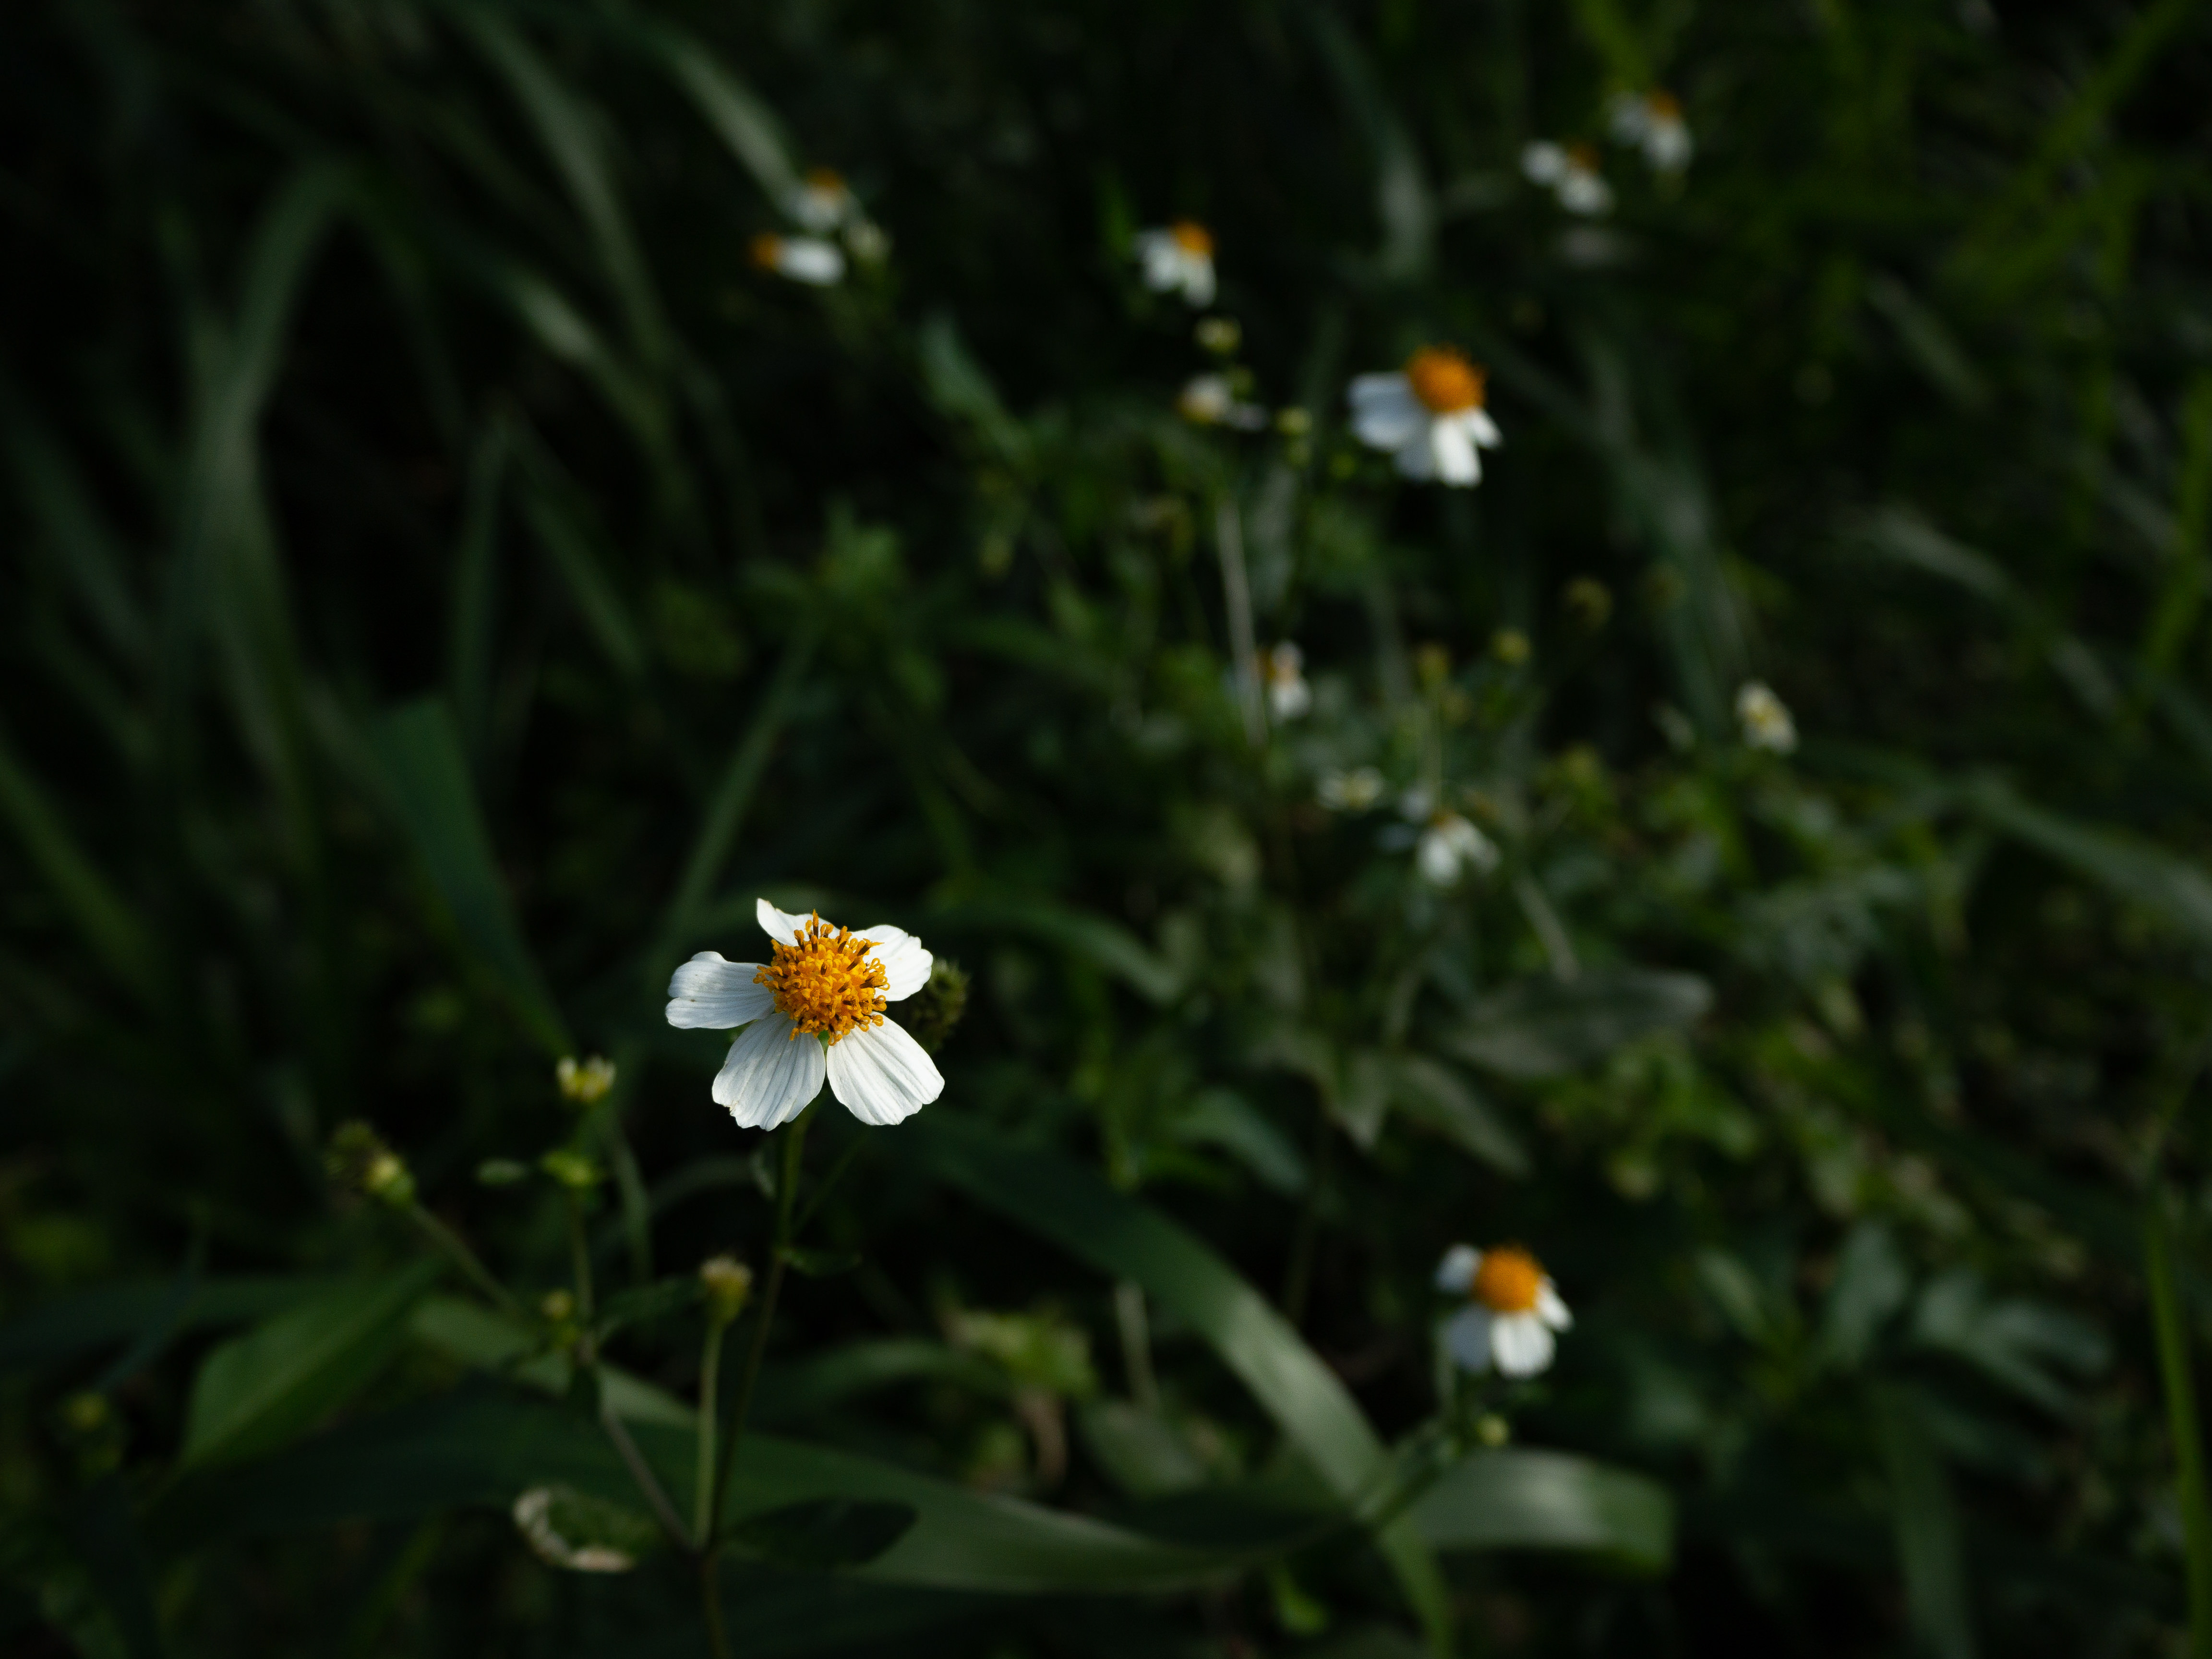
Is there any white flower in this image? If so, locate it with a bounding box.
[1607,90,1694,174]
[512,1488,635,1573]
[1736,681,1798,754]
[666,899,944,1130]
[1178,373,1267,430]
[1520,140,1613,216]
[1133,220,1216,306]
[1416,812,1499,887]
[1262,643,1311,721]
[751,232,845,287]
[1317,767,1384,812]
[1348,347,1503,487]
[1436,1244,1573,1379]
[786,166,858,233]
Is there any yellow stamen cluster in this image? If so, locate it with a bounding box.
[754,914,889,1044]
[1170,219,1214,256]
[1405,347,1487,414]
[1473,1246,1544,1314]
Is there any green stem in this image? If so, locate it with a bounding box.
[597,1391,692,1554]
[694,1316,727,1545]
[2146,1189,2212,1657]
[407,1205,522,1317]
[565,1194,596,1325]
[701,1551,730,1659]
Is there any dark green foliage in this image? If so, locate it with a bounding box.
[5,0,2212,1654]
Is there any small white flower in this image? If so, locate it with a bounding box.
[1318,767,1385,812]
[1134,220,1217,306]
[1436,1244,1573,1379]
[1262,643,1311,721]
[1736,681,1798,754]
[786,166,858,233]
[1520,140,1612,216]
[1607,90,1693,174]
[750,232,845,287]
[1178,373,1267,431]
[666,899,944,1130]
[1416,812,1499,887]
[512,1488,635,1574]
[1348,347,1503,488]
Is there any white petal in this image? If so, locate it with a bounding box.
[826,1020,943,1126]
[1417,826,1460,885]
[1465,408,1503,449]
[1181,259,1216,307]
[1435,1244,1481,1294]
[1442,1306,1492,1373]
[777,238,846,285]
[756,897,808,946]
[712,1012,826,1130]
[1537,1280,1573,1331]
[854,925,933,1001]
[665,952,773,1029]
[1430,417,1480,486]
[1139,239,1181,290]
[1521,141,1567,184]
[1491,1313,1556,1378]
[1352,384,1426,452]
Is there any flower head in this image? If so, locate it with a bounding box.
[1416,811,1499,887]
[1608,90,1694,174]
[1736,681,1798,753]
[1317,766,1385,812]
[1178,373,1266,430]
[1134,220,1217,306]
[1520,140,1613,216]
[1436,1243,1573,1378]
[555,1054,615,1106]
[667,899,944,1130]
[1348,347,1503,487]
[1262,642,1311,721]
[751,232,845,287]
[786,166,857,232]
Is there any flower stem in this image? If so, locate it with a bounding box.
[709,1107,812,1542]
[407,1204,522,1317]
[693,1316,727,1545]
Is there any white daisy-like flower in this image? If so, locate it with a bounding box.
[1262,643,1311,721]
[1436,1244,1573,1379]
[1348,347,1503,487]
[786,166,858,233]
[666,899,944,1130]
[1736,681,1798,754]
[1177,373,1267,431]
[1317,767,1385,812]
[1416,811,1499,887]
[1134,220,1217,307]
[1520,140,1613,216]
[750,232,845,287]
[1607,90,1694,174]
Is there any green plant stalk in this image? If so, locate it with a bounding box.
[2146,1190,2212,1657]
[709,1108,811,1539]
[693,1314,727,1545]
[565,1193,596,1325]
[407,1203,523,1317]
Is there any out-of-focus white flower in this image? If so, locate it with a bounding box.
[786,166,857,233]
[1608,89,1694,174]
[512,1488,637,1573]
[1416,812,1499,887]
[1736,681,1798,754]
[666,899,943,1129]
[1134,220,1217,306]
[1348,347,1503,487]
[1178,373,1267,430]
[555,1055,615,1106]
[1262,643,1311,721]
[1318,767,1385,812]
[1436,1244,1573,1379]
[751,232,845,287]
[1520,140,1613,216]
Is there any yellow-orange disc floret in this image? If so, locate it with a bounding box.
[752,914,890,1043]
[1405,347,1487,415]
[1170,219,1214,256]
[1472,1246,1544,1314]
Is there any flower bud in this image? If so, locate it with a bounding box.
[539,1149,600,1191]
[699,1255,755,1325]
[1474,1412,1512,1449]
[1491,628,1531,666]
[555,1055,616,1106]
[325,1121,415,1209]
[1194,316,1241,356]
[541,1288,576,1325]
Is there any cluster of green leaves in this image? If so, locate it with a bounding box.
[5,0,2212,1655]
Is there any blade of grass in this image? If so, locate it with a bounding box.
[2146,1191,2212,1656]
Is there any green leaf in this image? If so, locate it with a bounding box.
[927,893,1182,1004]
[1442,969,1712,1080]
[593,1275,702,1341]
[912,1117,1452,1645]
[58,1477,166,1659]
[1407,1449,1674,1573]
[1872,1383,1976,1659]
[729,1499,917,1570]
[1966,778,2212,949]
[778,1246,862,1279]
[179,1263,437,1469]
[0,1275,335,1375]
[365,700,568,1054]
[650,25,799,203]
[751,1339,1010,1427]
[1172,1088,1308,1195]
[1388,1056,1529,1176]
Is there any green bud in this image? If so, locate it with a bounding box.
[477,1158,530,1187]
[326,1121,415,1208]
[555,1055,616,1106]
[1474,1412,1511,1449]
[699,1255,755,1325]
[539,1149,600,1191]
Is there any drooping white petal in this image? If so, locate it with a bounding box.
[1521,140,1568,184]
[1436,1244,1481,1295]
[1466,407,1503,449]
[712,1012,826,1130]
[1180,257,1216,308]
[756,897,808,946]
[1442,1305,1493,1373]
[1536,1280,1573,1331]
[1430,416,1481,486]
[1349,375,1425,451]
[1490,1312,1557,1378]
[775,237,846,285]
[1394,427,1440,481]
[854,925,933,1001]
[825,1020,944,1126]
[666,952,773,1029]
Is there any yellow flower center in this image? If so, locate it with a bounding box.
[1405,347,1486,414]
[1170,219,1214,257]
[1647,90,1681,121]
[805,166,846,192]
[749,232,785,269]
[1473,1247,1543,1314]
[753,914,888,1043]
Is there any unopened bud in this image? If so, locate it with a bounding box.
[326,1121,415,1208]
[1194,316,1241,356]
[1274,405,1311,437]
[363,1152,417,1207]
[61,1392,109,1434]
[555,1055,616,1106]
[477,1158,530,1187]
[541,1289,576,1325]
[699,1255,755,1325]
[1474,1412,1511,1449]
[1491,628,1530,666]
[539,1149,600,1191]
[1414,643,1452,691]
